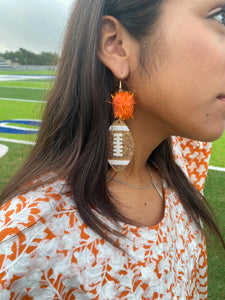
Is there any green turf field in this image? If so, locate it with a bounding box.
[0,69,55,75]
[0,80,51,89]
[210,133,225,168]
[0,72,224,299]
[0,86,48,100]
[0,84,45,141]
[205,170,225,300]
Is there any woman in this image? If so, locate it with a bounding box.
[0,0,225,298]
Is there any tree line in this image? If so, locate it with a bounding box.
[0,48,59,65]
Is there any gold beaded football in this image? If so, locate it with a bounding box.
[108,119,134,172]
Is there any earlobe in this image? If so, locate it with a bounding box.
[98,16,129,79]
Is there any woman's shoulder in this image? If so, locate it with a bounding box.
[0,176,75,243]
[0,177,104,297]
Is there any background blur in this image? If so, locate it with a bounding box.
[0,0,73,53]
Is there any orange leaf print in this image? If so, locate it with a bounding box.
[80,225,90,240]
[48,268,54,278]
[21,295,33,300]
[69,214,75,227]
[0,227,20,242]
[152,292,159,299]
[44,228,56,240]
[4,209,14,224]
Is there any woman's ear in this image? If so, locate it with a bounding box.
[98,16,131,79]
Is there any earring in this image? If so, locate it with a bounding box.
[108,81,135,172]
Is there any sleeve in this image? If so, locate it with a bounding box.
[0,194,41,298]
[171,136,212,193]
[0,183,63,299]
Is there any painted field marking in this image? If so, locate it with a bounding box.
[0,138,35,145]
[0,75,54,81]
[0,144,9,158]
[208,166,225,172]
[0,119,41,134]
[0,97,46,103]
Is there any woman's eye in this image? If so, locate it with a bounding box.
[211,9,225,25]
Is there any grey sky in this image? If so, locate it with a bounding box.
[0,0,74,54]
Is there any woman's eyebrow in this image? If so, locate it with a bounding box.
[216,0,225,6]
[207,0,225,6]
[204,0,225,12]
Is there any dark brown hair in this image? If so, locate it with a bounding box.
[0,0,224,249]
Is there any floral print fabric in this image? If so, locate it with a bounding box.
[0,137,211,299]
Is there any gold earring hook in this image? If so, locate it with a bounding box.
[119,80,122,92]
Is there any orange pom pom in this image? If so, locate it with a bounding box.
[112,91,135,120]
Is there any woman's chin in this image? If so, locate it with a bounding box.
[197,128,225,143]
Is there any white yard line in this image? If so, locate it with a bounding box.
[0,144,8,158]
[0,75,54,81]
[0,97,46,103]
[208,165,225,172]
[0,138,35,145]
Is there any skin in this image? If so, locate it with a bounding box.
[99,0,225,226]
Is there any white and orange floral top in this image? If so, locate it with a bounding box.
[0,137,211,299]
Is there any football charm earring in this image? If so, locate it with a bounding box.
[108,81,135,172]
